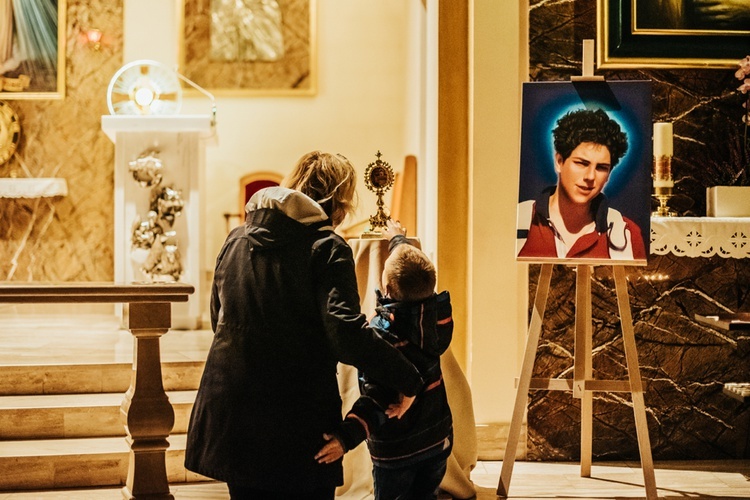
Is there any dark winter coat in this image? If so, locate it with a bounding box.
[335,266,454,468]
[184,187,423,494]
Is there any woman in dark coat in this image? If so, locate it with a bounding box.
[184,151,423,499]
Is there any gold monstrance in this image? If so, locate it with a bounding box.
[361,151,395,238]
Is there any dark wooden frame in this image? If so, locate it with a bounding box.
[598,0,750,69]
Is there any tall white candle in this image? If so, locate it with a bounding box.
[653,122,673,158]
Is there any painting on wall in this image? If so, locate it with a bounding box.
[515,80,652,265]
[598,0,750,68]
[179,0,316,96]
[0,0,66,99]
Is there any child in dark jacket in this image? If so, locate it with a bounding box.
[316,233,454,500]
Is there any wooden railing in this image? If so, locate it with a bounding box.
[0,283,194,500]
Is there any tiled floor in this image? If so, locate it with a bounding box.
[1,314,750,498]
[0,460,749,498]
[473,460,750,499]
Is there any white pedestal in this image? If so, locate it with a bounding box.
[102,115,216,329]
[706,186,750,217]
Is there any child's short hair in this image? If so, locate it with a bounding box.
[382,244,436,302]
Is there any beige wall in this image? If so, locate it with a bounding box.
[124,0,423,269]
[429,0,528,425]
[437,0,470,380]
[466,0,527,424]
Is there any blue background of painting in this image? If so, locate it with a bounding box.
[517,80,653,251]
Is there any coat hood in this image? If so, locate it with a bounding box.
[245,186,333,226]
[374,290,453,357]
[242,186,334,248]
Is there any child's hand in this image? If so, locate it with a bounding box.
[386,393,416,419]
[383,219,406,240]
[315,433,345,464]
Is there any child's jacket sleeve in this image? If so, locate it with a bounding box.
[335,394,389,452]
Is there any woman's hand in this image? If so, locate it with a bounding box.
[383,219,406,240]
[385,393,416,419]
[315,433,344,464]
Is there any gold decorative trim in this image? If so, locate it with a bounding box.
[0,0,66,100]
[597,0,748,69]
[178,0,317,97]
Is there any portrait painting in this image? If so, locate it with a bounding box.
[599,0,750,68]
[0,0,66,99]
[516,80,652,265]
[635,0,750,31]
[179,0,316,96]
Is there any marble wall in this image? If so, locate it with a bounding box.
[530,0,749,215]
[527,261,750,460]
[0,1,122,282]
[527,0,750,460]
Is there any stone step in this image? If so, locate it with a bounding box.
[0,317,214,493]
[0,433,211,491]
[0,481,229,498]
[0,390,197,440]
[0,361,205,396]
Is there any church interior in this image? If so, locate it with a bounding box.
[0,0,750,498]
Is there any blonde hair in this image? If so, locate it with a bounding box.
[283,151,358,226]
[382,245,436,302]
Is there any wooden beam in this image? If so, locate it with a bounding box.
[437,0,469,369]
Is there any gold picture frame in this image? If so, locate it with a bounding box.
[598,0,750,69]
[0,0,66,100]
[179,0,316,96]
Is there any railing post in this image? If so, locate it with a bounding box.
[121,301,175,500]
[0,283,193,496]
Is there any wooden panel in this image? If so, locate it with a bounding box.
[390,155,417,235]
[437,0,469,369]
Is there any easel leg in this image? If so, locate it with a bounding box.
[497,264,553,497]
[613,266,658,500]
[574,265,593,477]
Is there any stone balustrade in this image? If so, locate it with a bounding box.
[0,282,194,500]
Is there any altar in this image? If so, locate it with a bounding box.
[525,216,750,461]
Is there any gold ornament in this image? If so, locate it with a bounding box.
[362,151,395,238]
[0,101,21,166]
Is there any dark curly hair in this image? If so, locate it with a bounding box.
[552,109,628,167]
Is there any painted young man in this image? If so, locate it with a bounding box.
[517,108,646,260]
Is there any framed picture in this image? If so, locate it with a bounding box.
[516,80,652,265]
[0,0,66,99]
[598,0,750,69]
[179,0,316,96]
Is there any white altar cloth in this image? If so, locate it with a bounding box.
[650,216,750,258]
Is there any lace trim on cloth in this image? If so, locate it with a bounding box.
[650,217,750,258]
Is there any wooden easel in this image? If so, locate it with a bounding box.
[496,264,657,499]
[498,40,657,499]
